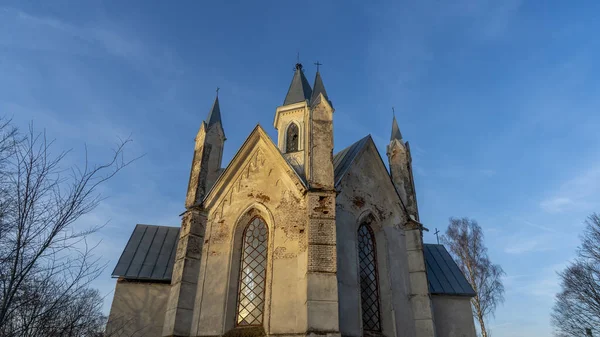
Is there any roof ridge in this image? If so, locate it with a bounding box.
[333,135,371,187]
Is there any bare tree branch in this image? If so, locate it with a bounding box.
[0,117,139,336]
[552,213,600,337]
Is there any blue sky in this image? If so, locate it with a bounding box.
[2,1,600,336]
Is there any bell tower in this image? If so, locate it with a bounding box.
[273,63,312,176]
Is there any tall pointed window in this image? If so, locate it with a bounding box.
[236,217,268,326]
[286,123,299,153]
[358,224,381,331]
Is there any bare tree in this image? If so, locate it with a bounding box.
[0,118,136,336]
[551,213,600,337]
[441,217,505,337]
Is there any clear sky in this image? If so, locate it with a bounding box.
[2,1,600,336]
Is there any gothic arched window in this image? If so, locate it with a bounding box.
[358,224,381,332]
[286,123,299,153]
[236,217,269,326]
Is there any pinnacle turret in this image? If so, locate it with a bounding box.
[390,115,403,141]
[310,70,331,106]
[206,95,222,128]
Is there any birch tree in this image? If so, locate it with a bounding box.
[441,217,505,337]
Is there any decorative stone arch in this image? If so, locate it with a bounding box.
[224,203,275,333]
[354,209,394,336]
[356,209,383,233]
[284,121,302,153]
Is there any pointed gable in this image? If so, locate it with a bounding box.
[333,135,411,215]
[203,125,307,207]
[333,136,370,187]
[284,64,312,106]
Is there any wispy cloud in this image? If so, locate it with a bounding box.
[540,164,600,213]
[504,233,556,255]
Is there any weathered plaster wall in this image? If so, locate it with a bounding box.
[335,141,415,337]
[107,281,170,337]
[431,296,477,337]
[191,143,308,336]
[387,140,418,219]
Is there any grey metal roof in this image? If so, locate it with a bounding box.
[390,115,403,141]
[206,96,222,128]
[310,71,331,107]
[333,135,370,187]
[283,64,312,105]
[424,244,476,297]
[112,224,180,281]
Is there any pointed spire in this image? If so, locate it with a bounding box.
[206,91,222,127]
[310,69,331,106]
[284,63,312,105]
[391,114,403,141]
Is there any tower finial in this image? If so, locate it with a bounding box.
[216,87,220,97]
[314,61,323,72]
[390,111,403,141]
[294,52,304,71]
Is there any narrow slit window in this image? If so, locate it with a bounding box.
[358,224,381,332]
[286,123,299,153]
[236,217,269,326]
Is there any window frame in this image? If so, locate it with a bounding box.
[357,223,382,332]
[235,216,269,327]
[285,122,300,153]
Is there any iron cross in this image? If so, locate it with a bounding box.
[314,61,323,72]
[216,87,220,96]
[434,228,440,244]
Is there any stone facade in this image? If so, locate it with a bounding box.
[106,64,477,337]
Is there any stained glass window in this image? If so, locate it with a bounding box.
[358,224,381,331]
[236,217,268,326]
[286,123,299,153]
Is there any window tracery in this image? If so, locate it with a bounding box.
[358,224,381,331]
[236,217,269,326]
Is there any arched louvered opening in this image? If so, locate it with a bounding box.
[236,217,269,326]
[286,123,299,153]
[358,223,381,332]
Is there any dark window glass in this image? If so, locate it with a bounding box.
[358,224,381,331]
[286,123,299,153]
[236,217,268,326]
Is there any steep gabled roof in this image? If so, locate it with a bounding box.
[333,135,371,187]
[424,244,476,297]
[284,64,312,106]
[112,224,179,281]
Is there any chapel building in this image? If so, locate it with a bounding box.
[106,63,477,337]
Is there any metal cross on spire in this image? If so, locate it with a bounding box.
[434,228,440,244]
[294,52,303,71]
[392,106,396,117]
[314,61,323,72]
[216,87,220,96]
